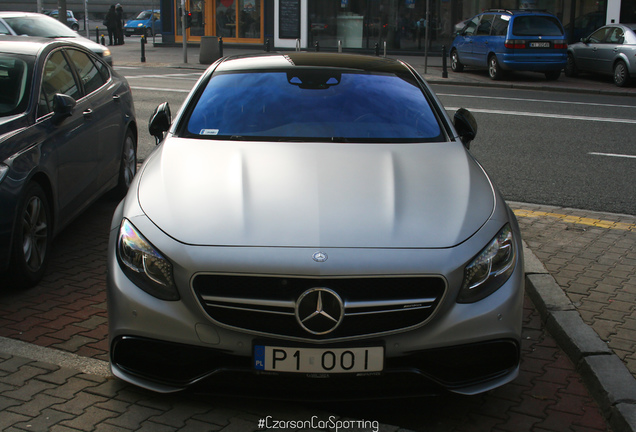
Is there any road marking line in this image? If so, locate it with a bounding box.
[513,209,635,231]
[438,93,636,110]
[589,152,636,159]
[445,107,636,125]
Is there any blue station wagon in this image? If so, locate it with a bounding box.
[450,9,568,80]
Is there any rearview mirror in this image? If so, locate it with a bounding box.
[454,108,477,148]
[148,102,171,143]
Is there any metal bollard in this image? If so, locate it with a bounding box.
[337,40,342,53]
[101,34,105,45]
[264,38,270,52]
[96,27,99,44]
[374,42,379,56]
[442,45,448,78]
[141,36,146,62]
[219,37,223,57]
[315,41,320,52]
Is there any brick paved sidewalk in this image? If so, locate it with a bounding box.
[512,202,636,378]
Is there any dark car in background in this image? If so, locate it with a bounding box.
[107,52,524,398]
[124,10,161,37]
[566,23,636,87]
[44,9,80,31]
[0,36,137,288]
[450,9,568,80]
[0,12,112,65]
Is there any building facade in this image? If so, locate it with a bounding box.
[162,0,634,50]
[4,0,635,50]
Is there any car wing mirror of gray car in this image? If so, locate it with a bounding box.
[149,102,171,144]
[453,108,478,149]
[52,93,76,122]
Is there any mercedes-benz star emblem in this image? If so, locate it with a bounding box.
[295,288,344,335]
[312,251,328,262]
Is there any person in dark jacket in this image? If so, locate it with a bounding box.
[115,3,124,45]
[105,5,118,46]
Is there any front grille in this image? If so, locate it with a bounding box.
[192,275,446,340]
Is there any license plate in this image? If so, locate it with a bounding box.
[530,42,550,48]
[254,345,384,373]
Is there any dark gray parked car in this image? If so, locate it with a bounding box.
[565,23,636,87]
[108,52,525,398]
[0,36,137,288]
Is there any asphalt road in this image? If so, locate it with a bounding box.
[119,65,636,216]
[433,85,636,216]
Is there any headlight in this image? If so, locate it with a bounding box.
[458,224,516,303]
[117,219,179,301]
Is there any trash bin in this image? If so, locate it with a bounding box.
[200,36,221,64]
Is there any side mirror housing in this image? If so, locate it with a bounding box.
[52,93,76,120]
[148,102,171,143]
[453,108,477,148]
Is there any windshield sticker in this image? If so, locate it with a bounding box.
[200,129,219,135]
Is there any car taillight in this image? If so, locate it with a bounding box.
[553,42,568,49]
[505,39,526,49]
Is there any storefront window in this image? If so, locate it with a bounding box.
[217,0,236,36]
[239,0,261,37]
[190,0,206,36]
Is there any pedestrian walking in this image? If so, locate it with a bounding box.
[116,3,125,45]
[105,5,118,46]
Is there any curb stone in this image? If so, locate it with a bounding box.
[522,242,636,432]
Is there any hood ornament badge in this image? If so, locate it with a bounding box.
[312,251,328,263]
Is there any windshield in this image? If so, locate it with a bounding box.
[4,15,77,37]
[135,11,153,20]
[512,16,564,37]
[184,70,444,142]
[0,55,32,117]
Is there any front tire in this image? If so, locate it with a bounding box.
[450,50,464,72]
[115,128,137,196]
[488,55,503,80]
[9,183,52,288]
[614,61,630,87]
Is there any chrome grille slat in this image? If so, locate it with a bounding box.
[192,274,446,340]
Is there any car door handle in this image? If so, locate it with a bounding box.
[83,108,93,119]
[113,94,121,103]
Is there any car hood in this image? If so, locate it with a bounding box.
[137,139,495,248]
[125,19,150,27]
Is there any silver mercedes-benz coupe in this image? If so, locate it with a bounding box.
[107,52,524,398]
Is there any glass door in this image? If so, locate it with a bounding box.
[189,0,206,37]
[216,0,261,41]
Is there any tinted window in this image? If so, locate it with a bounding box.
[0,21,10,35]
[606,27,625,44]
[66,48,106,95]
[588,27,610,43]
[512,16,564,37]
[476,15,494,36]
[463,16,480,36]
[0,55,31,117]
[38,50,80,117]
[185,71,443,142]
[492,15,510,36]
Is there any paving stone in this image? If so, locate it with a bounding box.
[60,406,120,431]
[105,405,164,429]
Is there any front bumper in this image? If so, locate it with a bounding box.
[110,335,520,399]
